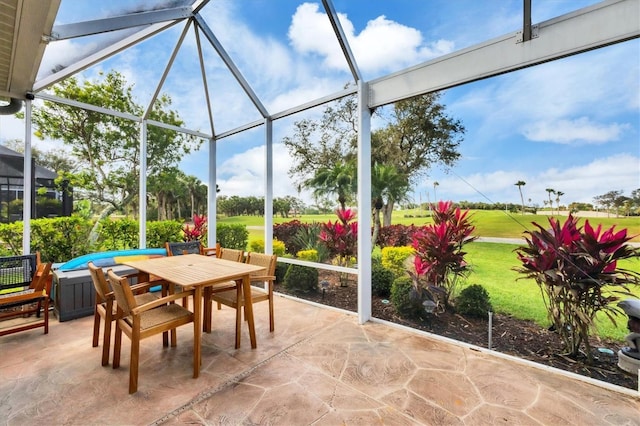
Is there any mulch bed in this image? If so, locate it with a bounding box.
[275,271,638,391]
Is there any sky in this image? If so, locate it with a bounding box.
[0,0,638,210]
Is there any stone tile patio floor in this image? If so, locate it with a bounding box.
[1,294,638,425]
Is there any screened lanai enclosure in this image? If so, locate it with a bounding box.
[0,0,638,322]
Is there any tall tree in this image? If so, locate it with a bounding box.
[555,190,564,214]
[284,91,464,227]
[28,71,201,239]
[515,181,526,215]
[594,190,623,217]
[545,188,555,215]
[433,181,439,204]
[372,94,463,225]
[302,160,356,211]
[371,163,409,247]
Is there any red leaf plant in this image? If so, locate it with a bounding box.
[183,214,207,242]
[514,214,640,361]
[411,201,477,311]
[319,208,358,286]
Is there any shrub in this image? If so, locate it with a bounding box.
[216,223,249,250]
[456,284,492,318]
[390,276,424,320]
[97,218,139,250]
[147,220,183,247]
[377,224,419,247]
[291,222,330,262]
[30,216,93,262]
[296,249,319,262]
[273,220,308,255]
[381,246,414,277]
[371,259,394,297]
[248,238,287,255]
[283,264,318,294]
[275,261,289,284]
[514,214,640,360]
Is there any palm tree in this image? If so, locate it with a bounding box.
[433,181,440,202]
[371,163,409,248]
[555,191,564,214]
[545,188,555,215]
[183,175,202,218]
[515,181,526,215]
[303,160,356,211]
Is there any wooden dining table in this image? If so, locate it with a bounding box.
[122,254,265,378]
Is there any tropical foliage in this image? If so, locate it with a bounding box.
[319,208,358,286]
[411,201,477,308]
[514,214,640,360]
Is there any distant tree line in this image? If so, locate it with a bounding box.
[217,195,305,217]
[593,189,640,217]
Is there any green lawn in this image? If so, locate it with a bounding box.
[219,210,640,341]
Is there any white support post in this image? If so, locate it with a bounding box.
[139,121,147,248]
[264,118,273,254]
[208,137,217,246]
[357,80,372,324]
[22,100,32,255]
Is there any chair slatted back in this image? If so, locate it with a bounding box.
[88,262,111,302]
[218,248,244,262]
[165,241,203,256]
[245,252,277,279]
[107,270,137,317]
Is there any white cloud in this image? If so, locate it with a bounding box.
[288,2,455,76]
[217,143,309,201]
[421,154,640,205]
[0,115,26,142]
[450,42,639,140]
[522,117,629,144]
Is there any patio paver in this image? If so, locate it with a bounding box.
[1,295,638,425]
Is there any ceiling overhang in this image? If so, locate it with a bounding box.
[0,0,60,100]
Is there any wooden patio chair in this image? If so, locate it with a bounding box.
[216,247,244,262]
[88,262,164,366]
[209,252,276,349]
[201,247,245,332]
[0,259,52,337]
[107,269,196,394]
[165,241,219,257]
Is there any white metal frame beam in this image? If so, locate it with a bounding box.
[368,0,639,108]
[50,7,192,40]
[193,13,269,119]
[34,20,180,93]
[322,0,361,82]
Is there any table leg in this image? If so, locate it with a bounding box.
[242,274,257,349]
[203,287,212,333]
[193,286,202,378]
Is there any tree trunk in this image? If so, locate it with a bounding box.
[371,208,381,250]
[382,201,395,227]
[88,204,118,247]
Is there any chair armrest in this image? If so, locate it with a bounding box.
[129,280,167,292]
[202,246,217,256]
[250,275,276,282]
[44,273,53,296]
[121,271,156,283]
[131,290,194,314]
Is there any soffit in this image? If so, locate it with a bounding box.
[0,0,60,100]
